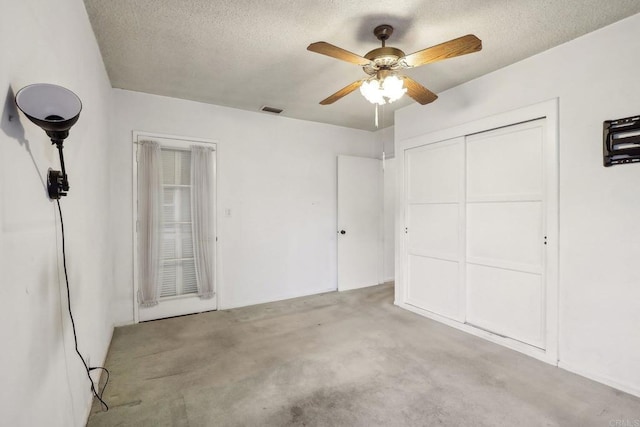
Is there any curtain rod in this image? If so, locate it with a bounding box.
[135,141,215,152]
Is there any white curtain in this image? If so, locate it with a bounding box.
[137,141,163,307]
[191,145,215,299]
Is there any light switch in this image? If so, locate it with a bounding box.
[224,208,231,217]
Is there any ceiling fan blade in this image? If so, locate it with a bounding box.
[319,80,365,105]
[401,34,482,68]
[402,76,438,105]
[307,42,371,66]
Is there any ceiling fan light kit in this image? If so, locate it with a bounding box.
[307,24,482,107]
[360,74,407,105]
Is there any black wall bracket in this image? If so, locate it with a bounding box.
[47,139,69,199]
[603,115,640,167]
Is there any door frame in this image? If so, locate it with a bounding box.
[395,99,559,364]
[132,131,218,323]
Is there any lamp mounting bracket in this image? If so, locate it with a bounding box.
[48,139,69,199]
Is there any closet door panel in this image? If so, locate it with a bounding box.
[408,204,459,260]
[466,264,544,348]
[465,119,546,349]
[408,255,460,320]
[405,139,464,321]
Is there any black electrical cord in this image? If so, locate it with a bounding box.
[56,200,110,411]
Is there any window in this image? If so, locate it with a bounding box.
[160,148,198,298]
[135,132,217,321]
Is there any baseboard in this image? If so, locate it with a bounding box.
[558,361,640,398]
[219,286,337,310]
[113,320,134,327]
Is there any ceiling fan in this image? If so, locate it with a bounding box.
[307,25,482,106]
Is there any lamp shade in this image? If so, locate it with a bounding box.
[15,84,82,139]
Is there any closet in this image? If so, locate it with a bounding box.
[397,101,558,362]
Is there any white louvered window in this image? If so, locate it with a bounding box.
[160,149,198,298]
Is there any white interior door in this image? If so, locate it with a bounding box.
[465,119,546,348]
[337,155,382,291]
[404,138,465,321]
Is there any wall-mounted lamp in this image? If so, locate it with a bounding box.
[15,83,82,199]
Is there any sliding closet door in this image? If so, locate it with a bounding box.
[405,138,464,321]
[465,119,547,348]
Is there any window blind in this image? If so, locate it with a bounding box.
[159,149,198,298]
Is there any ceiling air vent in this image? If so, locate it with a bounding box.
[260,105,284,115]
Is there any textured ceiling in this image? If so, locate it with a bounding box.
[84,0,640,131]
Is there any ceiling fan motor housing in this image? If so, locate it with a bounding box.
[363,26,405,75]
[364,47,406,74]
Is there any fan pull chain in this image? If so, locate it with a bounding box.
[375,103,379,128]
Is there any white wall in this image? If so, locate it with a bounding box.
[383,158,396,282]
[395,14,640,396]
[111,90,380,324]
[375,125,395,159]
[375,126,395,282]
[0,0,114,425]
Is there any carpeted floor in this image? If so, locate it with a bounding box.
[88,283,640,426]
